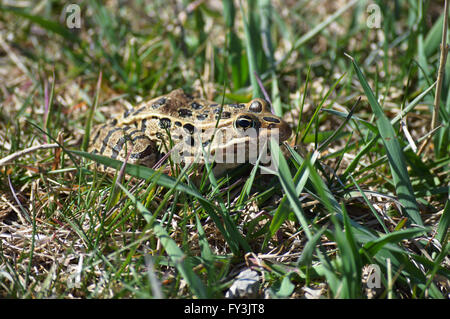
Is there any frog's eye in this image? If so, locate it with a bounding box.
[248,100,263,113]
[235,115,254,130]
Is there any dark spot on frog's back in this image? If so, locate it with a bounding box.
[178,108,193,118]
[183,123,196,135]
[190,101,203,110]
[123,109,131,118]
[197,113,208,121]
[215,111,231,120]
[140,118,147,131]
[132,106,146,116]
[159,118,172,129]
[151,97,166,109]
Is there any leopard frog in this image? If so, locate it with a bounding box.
[89,89,292,170]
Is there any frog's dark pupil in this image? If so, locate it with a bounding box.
[237,117,253,128]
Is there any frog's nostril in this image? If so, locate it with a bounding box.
[263,116,281,124]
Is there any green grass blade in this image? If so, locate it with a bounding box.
[360,227,429,257]
[259,0,282,115]
[424,12,445,58]
[117,183,208,298]
[223,0,245,89]
[390,82,436,125]
[82,71,102,151]
[348,54,423,226]
[297,226,326,266]
[43,72,56,140]
[268,145,316,237]
[420,239,449,299]
[333,203,362,298]
[269,139,312,239]
[436,196,450,244]
[239,0,262,98]
[349,175,389,233]
[195,214,217,284]
[301,73,346,144]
